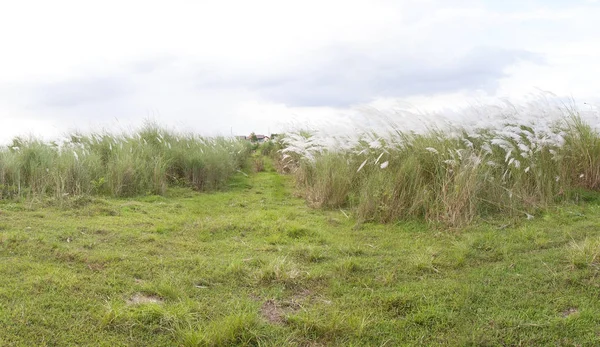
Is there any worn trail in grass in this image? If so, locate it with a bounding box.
[1,162,600,345]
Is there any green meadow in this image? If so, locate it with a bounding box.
[1,158,600,346]
[2,110,600,345]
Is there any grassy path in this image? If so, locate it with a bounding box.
[1,166,600,345]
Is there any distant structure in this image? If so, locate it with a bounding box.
[254,134,269,143]
[237,133,270,143]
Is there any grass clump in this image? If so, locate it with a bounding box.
[283,101,600,226]
[568,237,600,269]
[0,122,251,200]
[180,313,260,346]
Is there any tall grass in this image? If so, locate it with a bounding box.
[281,100,600,226]
[0,123,251,200]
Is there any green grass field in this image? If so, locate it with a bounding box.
[1,159,600,346]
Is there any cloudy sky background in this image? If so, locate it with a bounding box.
[0,0,599,142]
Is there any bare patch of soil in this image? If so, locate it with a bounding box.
[257,288,328,324]
[260,299,302,324]
[292,288,311,300]
[261,300,285,324]
[561,307,578,318]
[127,293,163,305]
[86,262,105,272]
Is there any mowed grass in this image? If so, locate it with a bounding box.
[1,160,600,346]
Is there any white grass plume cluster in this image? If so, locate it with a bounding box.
[281,98,600,226]
[0,122,251,200]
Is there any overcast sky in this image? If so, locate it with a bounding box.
[0,0,599,142]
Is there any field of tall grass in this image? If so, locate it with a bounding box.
[0,123,251,200]
[281,99,600,226]
[4,101,600,345]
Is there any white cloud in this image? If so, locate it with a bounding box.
[0,0,599,142]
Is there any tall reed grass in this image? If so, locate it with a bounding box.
[0,123,251,200]
[281,100,600,226]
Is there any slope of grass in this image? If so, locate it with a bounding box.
[1,159,600,345]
